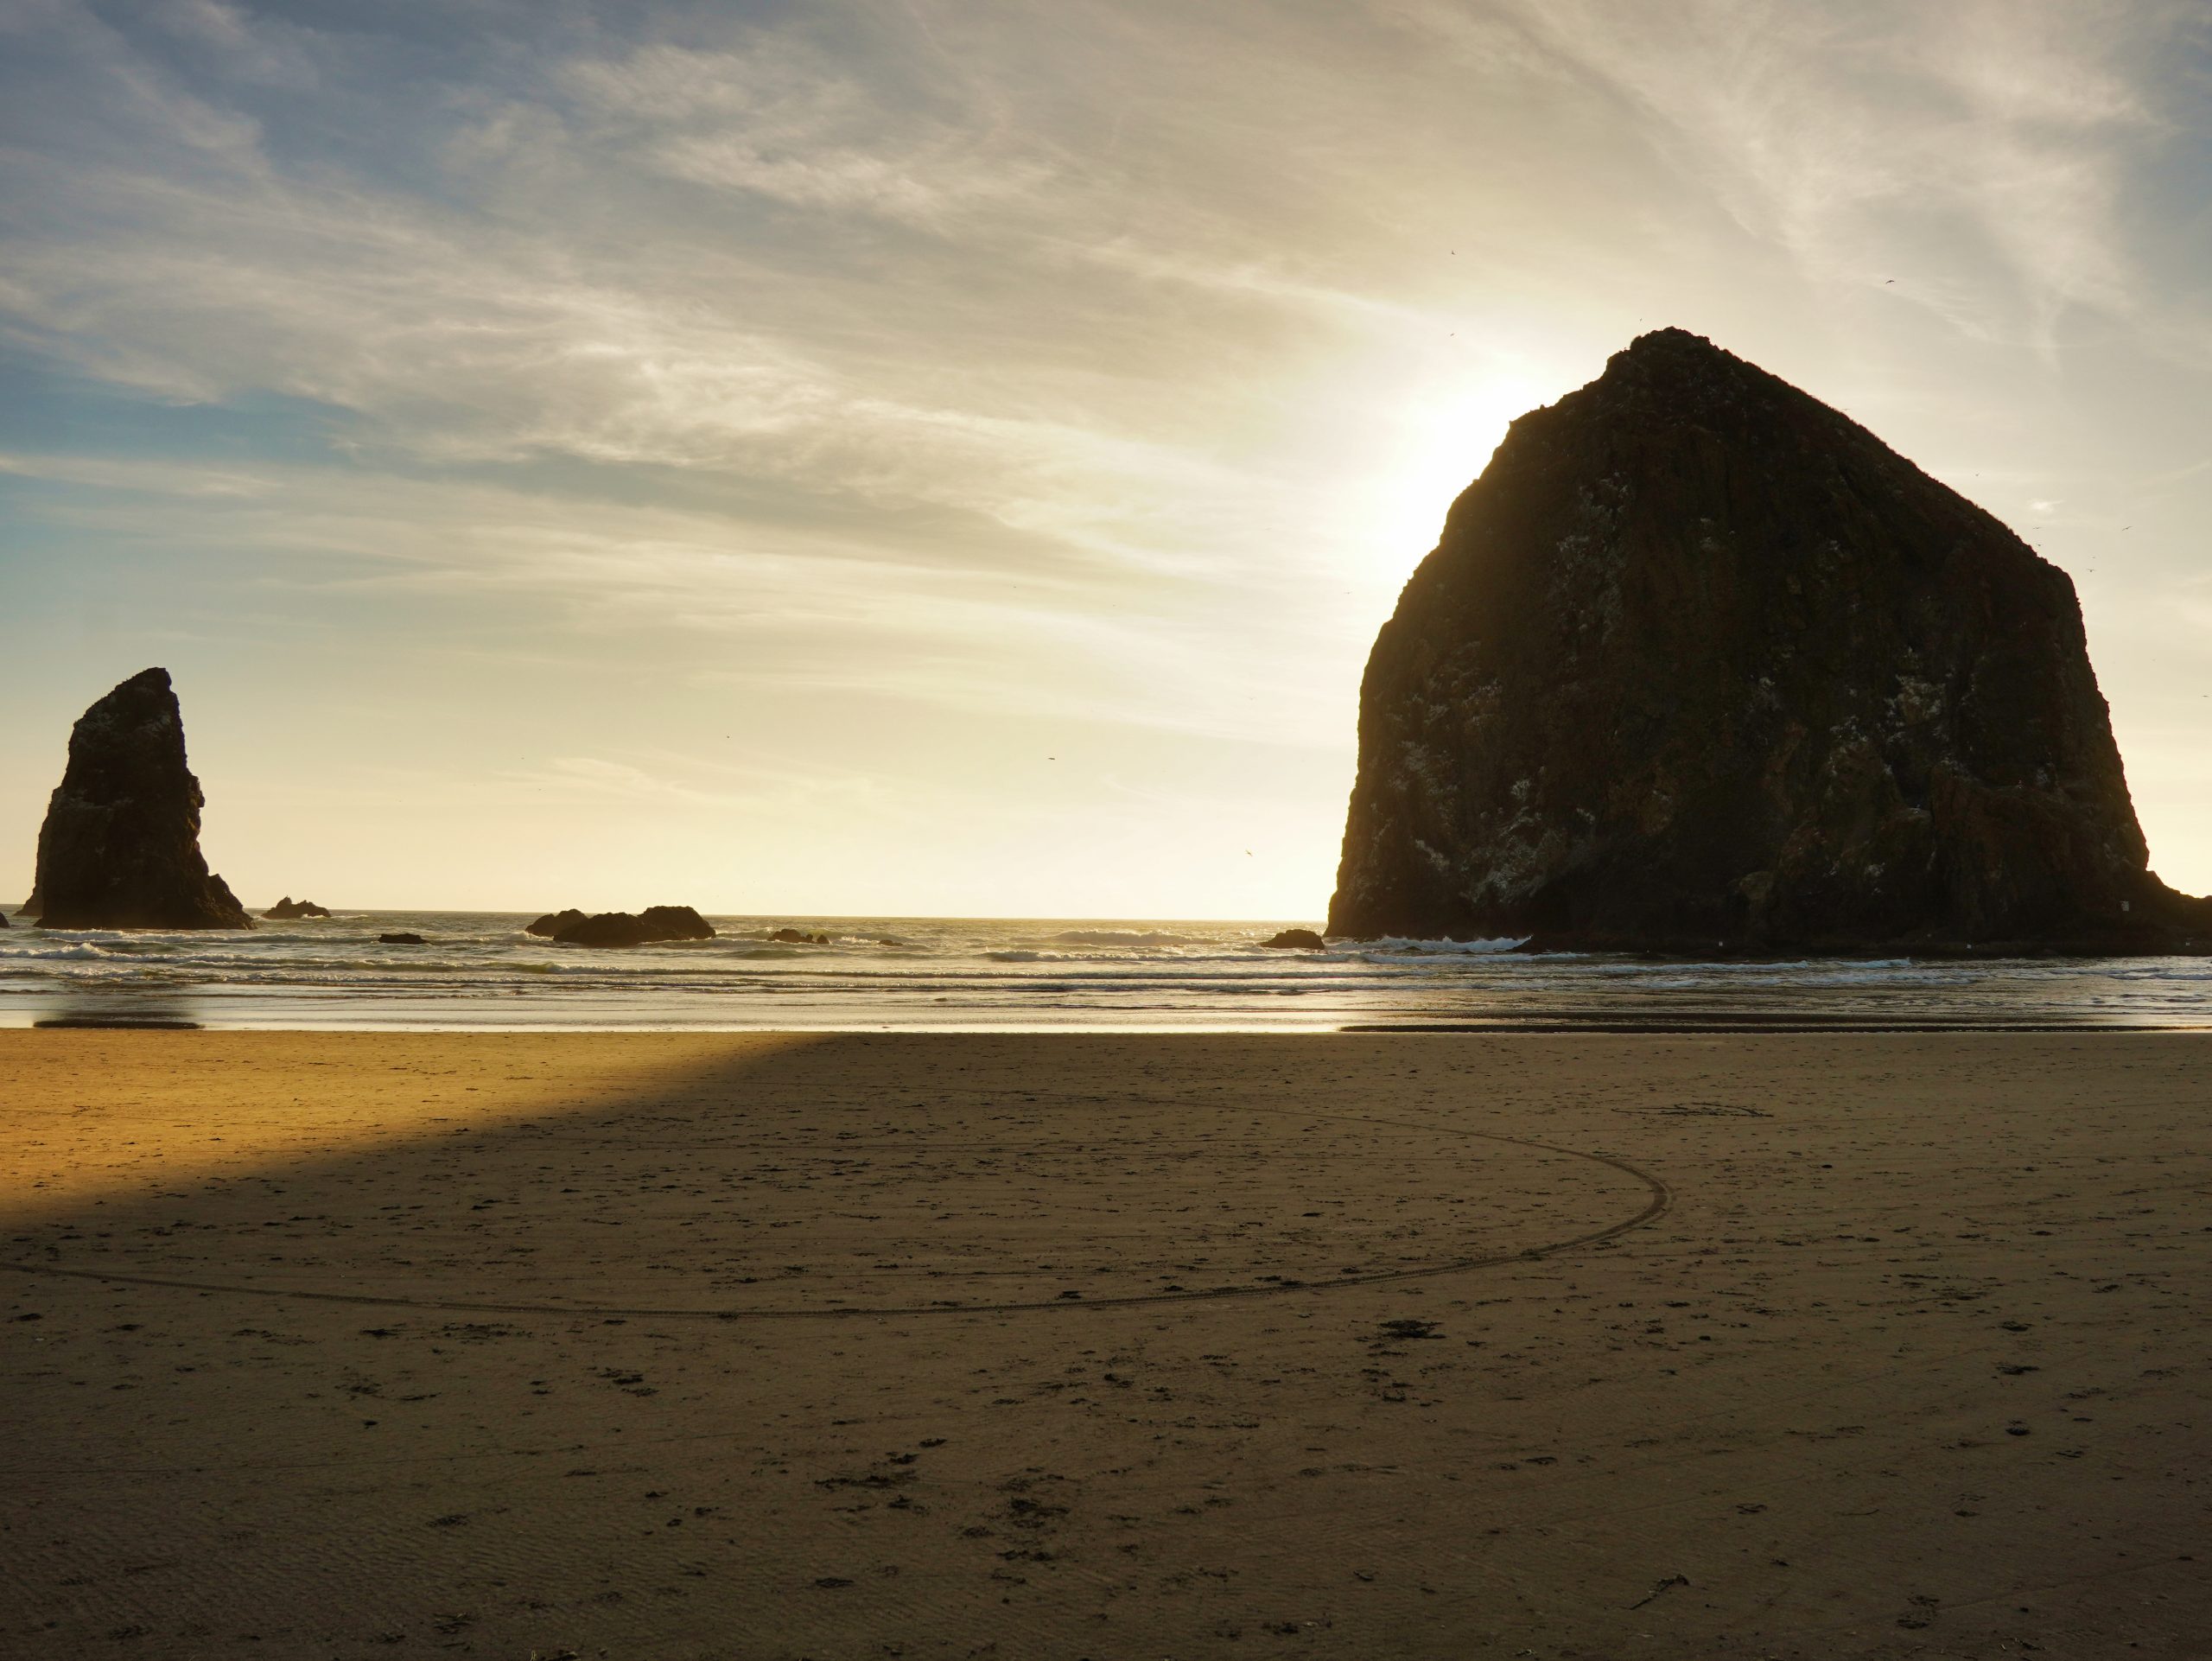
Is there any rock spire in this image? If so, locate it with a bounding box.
[27,668,251,930]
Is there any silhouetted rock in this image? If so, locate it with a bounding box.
[525,908,588,939]
[1329,329,2211,952]
[553,906,716,948]
[264,896,332,920]
[27,668,251,931]
[378,932,426,945]
[770,927,831,945]
[1261,928,1326,950]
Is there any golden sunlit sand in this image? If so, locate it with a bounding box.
[4,1028,2208,1658]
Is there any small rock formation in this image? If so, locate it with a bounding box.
[525,908,588,939]
[1261,927,1327,950]
[378,932,427,945]
[551,906,715,948]
[1329,329,2211,952]
[264,896,332,919]
[770,927,831,945]
[25,668,251,930]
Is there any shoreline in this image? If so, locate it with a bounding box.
[10,912,2212,1036]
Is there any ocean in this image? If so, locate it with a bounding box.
[2,910,2209,1031]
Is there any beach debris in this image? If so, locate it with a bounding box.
[1379,1318,1443,1341]
[1629,1573,1689,1609]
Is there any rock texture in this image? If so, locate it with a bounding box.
[1329,330,2210,952]
[27,669,251,931]
[264,896,331,920]
[525,909,588,939]
[552,907,715,948]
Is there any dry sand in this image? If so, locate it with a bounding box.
[1,1028,2206,1659]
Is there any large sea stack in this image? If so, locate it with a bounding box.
[1328,329,2209,952]
[26,668,251,930]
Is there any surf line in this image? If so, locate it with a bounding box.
[1,1122,1672,1322]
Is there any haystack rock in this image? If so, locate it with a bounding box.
[1328,329,2210,952]
[27,669,251,931]
[553,907,715,948]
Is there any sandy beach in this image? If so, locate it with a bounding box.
[3,1028,2206,1659]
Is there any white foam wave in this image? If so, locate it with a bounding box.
[7,911,2211,1032]
[1360,935,1529,955]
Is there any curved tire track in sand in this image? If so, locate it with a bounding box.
[1,1113,1672,1321]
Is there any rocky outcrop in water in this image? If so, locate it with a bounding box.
[264,896,331,919]
[525,908,587,939]
[1261,928,1326,950]
[770,927,830,945]
[551,907,715,948]
[1328,329,2210,952]
[27,669,251,931]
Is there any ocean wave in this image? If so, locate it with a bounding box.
[0,940,124,962]
[1359,935,1529,956]
[6,910,2211,1032]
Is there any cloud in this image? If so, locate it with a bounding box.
[559,40,1051,224]
[0,444,1348,754]
[3,7,1369,597]
[1433,0,2180,347]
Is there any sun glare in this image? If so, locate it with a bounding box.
[1357,377,1552,577]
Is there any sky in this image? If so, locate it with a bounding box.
[3,0,2210,917]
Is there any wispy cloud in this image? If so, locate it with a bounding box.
[559,40,1052,225]
[1430,0,2181,347]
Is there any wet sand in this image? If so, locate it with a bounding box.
[2,1028,2206,1659]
